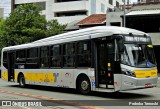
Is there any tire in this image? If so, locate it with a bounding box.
[19,74,25,87]
[78,76,91,94]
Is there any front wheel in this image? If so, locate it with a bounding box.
[78,76,91,94]
[19,74,26,87]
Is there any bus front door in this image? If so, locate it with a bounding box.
[7,52,15,82]
[97,41,114,89]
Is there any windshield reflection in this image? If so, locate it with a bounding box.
[121,44,156,68]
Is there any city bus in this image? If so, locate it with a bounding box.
[1,26,158,94]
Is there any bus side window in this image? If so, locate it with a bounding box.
[51,45,61,68]
[40,46,49,68]
[77,41,91,67]
[63,43,75,67]
[3,51,8,68]
[16,50,26,63]
[26,48,39,69]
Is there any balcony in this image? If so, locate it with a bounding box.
[52,1,89,12]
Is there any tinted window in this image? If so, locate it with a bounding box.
[40,46,49,68]
[16,50,26,63]
[51,45,61,67]
[16,50,26,59]
[77,41,91,67]
[26,48,39,69]
[63,43,75,55]
[27,48,38,58]
[63,43,75,67]
[3,51,8,68]
[40,46,49,57]
[3,52,7,61]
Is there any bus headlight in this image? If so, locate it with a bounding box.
[123,70,136,77]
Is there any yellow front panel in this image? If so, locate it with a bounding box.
[2,72,8,80]
[134,69,158,78]
[24,72,55,83]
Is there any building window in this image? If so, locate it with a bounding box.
[51,45,61,67]
[55,0,84,3]
[63,43,75,67]
[35,2,46,10]
[77,41,91,67]
[109,0,113,5]
[101,3,105,13]
[14,2,46,10]
[55,11,87,17]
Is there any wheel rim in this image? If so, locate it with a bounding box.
[20,76,24,86]
[81,80,89,90]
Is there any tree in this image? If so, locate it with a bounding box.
[0,18,6,50]
[0,3,66,49]
[46,19,66,37]
[2,3,47,46]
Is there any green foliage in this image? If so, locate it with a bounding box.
[3,4,47,46]
[0,3,66,48]
[46,19,66,37]
[0,18,6,50]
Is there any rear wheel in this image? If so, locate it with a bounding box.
[78,76,91,94]
[19,74,25,87]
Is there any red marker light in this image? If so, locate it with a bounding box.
[114,82,118,86]
[108,73,111,77]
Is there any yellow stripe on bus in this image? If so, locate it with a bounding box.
[134,69,157,78]
[23,72,55,83]
[2,72,8,80]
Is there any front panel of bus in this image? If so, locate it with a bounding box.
[115,35,158,91]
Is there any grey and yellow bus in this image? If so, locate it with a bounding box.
[1,26,158,94]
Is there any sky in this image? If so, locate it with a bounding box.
[0,0,138,18]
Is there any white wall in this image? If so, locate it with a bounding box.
[15,0,46,4]
[0,8,4,18]
[14,0,125,25]
[52,1,89,13]
[106,11,123,26]
[148,33,160,45]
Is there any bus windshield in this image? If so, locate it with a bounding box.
[121,44,156,68]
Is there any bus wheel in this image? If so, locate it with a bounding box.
[78,76,91,94]
[19,74,25,87]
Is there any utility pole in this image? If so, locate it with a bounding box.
[123,0,126,27]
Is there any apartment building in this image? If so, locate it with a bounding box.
[0,8,4,18]
[12,0,124,24]
[138,0,160,3]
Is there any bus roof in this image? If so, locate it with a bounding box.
[3,26,147,51]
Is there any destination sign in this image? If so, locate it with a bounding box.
[124,36,150,43]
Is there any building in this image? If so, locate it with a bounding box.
[12,0,124,24]
[0,8,4,18]
[77,14,106,29]
[0,0,11,18]
[138,0,160,3]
